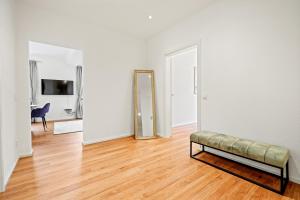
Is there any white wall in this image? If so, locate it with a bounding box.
[171,48,197,127]
[0,0,18,191]
[30,44,83,121]
[15,2,146,155]
[147,0,300,182]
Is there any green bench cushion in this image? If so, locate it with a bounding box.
[190,131,289,168]
[190,131,217,145]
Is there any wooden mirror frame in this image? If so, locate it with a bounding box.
[134,70,157,139]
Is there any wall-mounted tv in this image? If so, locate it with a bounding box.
[41,79,74,95]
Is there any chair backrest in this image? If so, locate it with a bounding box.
[43,103,50,113]
[31,103,50,118]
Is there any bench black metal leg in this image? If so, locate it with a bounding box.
[190,141,192,157]
[280,168,284,194]
[287,161,289,182]
[190,141,289,195]
[280,161,289,194]
[190,142,203,158]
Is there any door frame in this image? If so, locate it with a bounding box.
[164,43,202,136]
[0,79,3,192]
[28,41,85,148]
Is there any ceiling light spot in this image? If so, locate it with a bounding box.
[148,15,153,20]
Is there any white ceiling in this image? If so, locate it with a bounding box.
[19,0,215,38]
[29,41,81,56]
[29,41,83,66]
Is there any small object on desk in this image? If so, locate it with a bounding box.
[64,108,74,115]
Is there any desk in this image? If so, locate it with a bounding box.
[30,104,38,109]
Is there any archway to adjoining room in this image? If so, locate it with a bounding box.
[28,41,84,149]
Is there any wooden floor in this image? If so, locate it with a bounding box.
[0,122,299,200]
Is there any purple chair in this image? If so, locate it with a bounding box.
[31,103,50,131]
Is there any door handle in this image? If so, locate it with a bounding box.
[193,66,197,95]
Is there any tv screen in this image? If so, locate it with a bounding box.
[41,79,74,95]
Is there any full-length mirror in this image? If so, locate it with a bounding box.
[134,70,157,139]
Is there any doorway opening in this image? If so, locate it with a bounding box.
[166,45,199,136]
[28,41,84,147]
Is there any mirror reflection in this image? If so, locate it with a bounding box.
[134,70,156,139]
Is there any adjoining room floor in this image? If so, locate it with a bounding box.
[31,121,56,136]
[31,120,83,136]
[0,124,299,199]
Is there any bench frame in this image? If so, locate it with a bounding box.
[190,141,289,194]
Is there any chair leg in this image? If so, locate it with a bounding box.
[42,117,46,131]
[44,117,47,128]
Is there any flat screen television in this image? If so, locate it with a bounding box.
[41,79,74,95]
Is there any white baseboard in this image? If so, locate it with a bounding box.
[1,149,34,192]
[1,149,33,192]
[0,173,4,192]
[172,121,197,128]
[19,149,33,158]
[206,147,278,173]
[158,133,170,138]
[290,176,300,184]
[83,132,134,145]
[2,157,18,192]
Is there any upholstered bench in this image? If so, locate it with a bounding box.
[190,131,289,194]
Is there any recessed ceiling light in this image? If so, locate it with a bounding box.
[148,15,153,20]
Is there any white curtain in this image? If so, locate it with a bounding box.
[29,60,38,105]
[76,65,83,118]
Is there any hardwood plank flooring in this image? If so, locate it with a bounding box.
[0,122,299,199]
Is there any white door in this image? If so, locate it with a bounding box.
[171,48,197,127]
